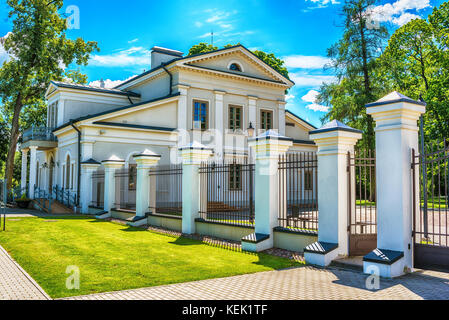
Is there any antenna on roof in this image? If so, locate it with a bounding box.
[211,30,214,47]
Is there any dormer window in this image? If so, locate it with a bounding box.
[229,62,242,72]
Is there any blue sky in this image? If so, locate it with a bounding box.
[0,0,444,127]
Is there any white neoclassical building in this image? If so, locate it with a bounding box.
[20,44,317,213]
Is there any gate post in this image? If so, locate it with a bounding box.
[179,142,213,234]
[101,156,125,218]
[364,92,425,278]
[241,130,293,252]
[131,150,161,226]
[80,159,101,214]
[304,121,361,266]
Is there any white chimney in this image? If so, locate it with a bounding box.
[151,46,183,69]
[99,78,105,88]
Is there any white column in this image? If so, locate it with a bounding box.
[214,90,225,159]
[133,150,161,219]
[304,121,361,267]
[242,130,293,252]
[177,85,190,130]
[248,96,257,132]
[364,92,426,278]
[21,149,28,192]
[57,99,65,127]
[278,101,286,136]
[80,160,101,214]
[28,146,38,199]
[102,156,125,215]
[179,142,213,234]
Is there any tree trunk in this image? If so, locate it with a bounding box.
[5,95,23,190]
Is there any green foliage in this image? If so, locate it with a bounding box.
[187,42,218,55]
[317,0,389,150]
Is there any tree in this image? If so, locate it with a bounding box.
[378,2,449,141]
[0,0,98,189]
[317,0,389,150]
[187,42,290,80]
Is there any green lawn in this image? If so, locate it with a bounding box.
[0,216,300,298]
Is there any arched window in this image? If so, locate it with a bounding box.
[66,155,71,189]
[229,63,242,72]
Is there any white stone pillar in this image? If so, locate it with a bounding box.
[21,149,28,192]
[363,92,426,278]
[28,146,38,199]
[179,142,213,234]
[101,156,125,216]
[242,130,293,252]
[133,150,161,221]
[214,90,225,159]
[278,101,286,136]
[80,159,101,214]
[304,121,361,267]
[177,85,190,130]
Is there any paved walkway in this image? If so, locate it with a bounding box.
[65,266,449,300]
[0,245,49,300]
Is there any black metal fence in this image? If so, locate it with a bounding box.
[347,149,377,256]
[149,164,182,216]
[412,141,449,248]
[199,158,255,226]
[114,167,136,210]
[91,169,105,208]
[278,152,318,232]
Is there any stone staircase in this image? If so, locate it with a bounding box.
[33,199,74,214]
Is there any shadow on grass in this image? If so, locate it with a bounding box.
[35,215,94,221]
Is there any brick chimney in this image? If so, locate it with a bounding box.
[151,46,183,69]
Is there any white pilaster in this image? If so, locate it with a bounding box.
[179,142,213,234]
[101,156,125,215]
[21,149,28,192]
[242,130,293,252]
[81,141,94,162]
[214,90,226,159]
[177,85,190,130]
[278,101,286,136]
[80,159,101,214]
[304,121,361,266]
[133,150,161,219]
[28,146,38,199]
[248,96,257,131]
[363,92,426,278]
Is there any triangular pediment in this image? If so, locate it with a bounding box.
[180,46,293,86]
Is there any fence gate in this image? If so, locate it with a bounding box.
[199,159,255,226]
[412,141,449,270]
[149,164,182,216]
[347,149,377,256]
[91,169,104,208]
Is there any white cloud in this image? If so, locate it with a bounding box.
[194,21,203,27]
[89,46,151,67]
[0,32,12,65]
[367,0,430,27]
[301,89,329,112]
[289,72,335,87]
[89,75,138,89]
[301,90,319,103]
[286,94,295,101]
[284,55,331,69]
[128,38,139,44]
[306,103,330,112]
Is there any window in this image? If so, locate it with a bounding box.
[128,165,137,190]
[71,163,75,189]
[229,164,242,190]
[193,100,208,130]
[304,171,313,191]
[229,105,242,130]
[47,102,58,128]
[261,110,273,130]
[66,155,70,189]
[229,63,242,72]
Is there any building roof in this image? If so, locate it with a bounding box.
[285,110,317,130]
[50,81,141,98]
[115,44,294,89]
[53,92,180,133]
[310,119,362,135]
